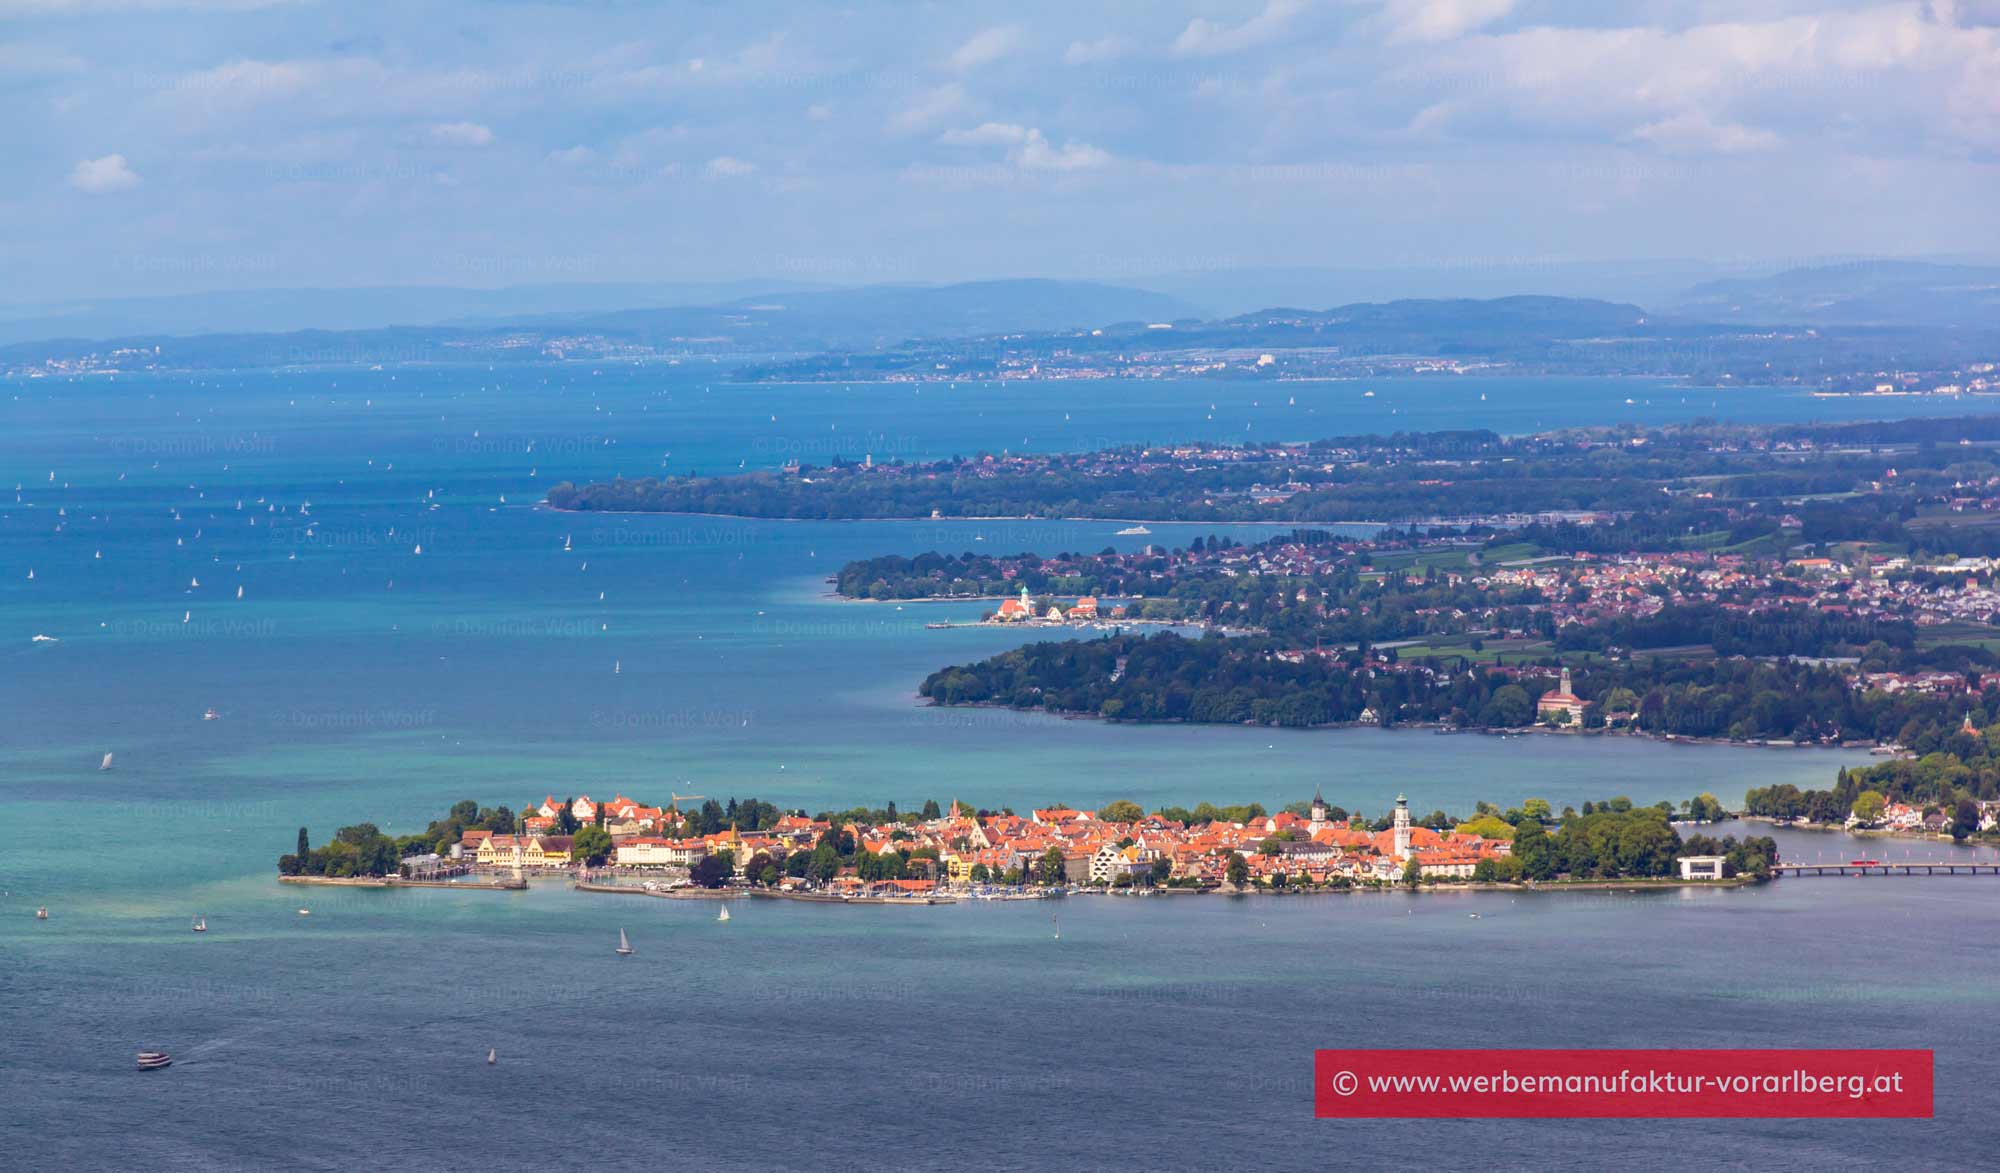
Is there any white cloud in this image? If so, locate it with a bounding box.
[547,145,594,165]
[940,122,1111,170]
[1063,36,1128,65]
[69,153,138,193]
[938,121,1033,146]
[0,42,85,75]
[2,0,292,11]
[1378,0,1516,45]
[1628,110,1780,153]
[948,25,1025,70]
[1172,0,1304,58]
[420,121,494,148]
[1408,7,2000,153]
[887,82,968,134]
[704,155,756,178]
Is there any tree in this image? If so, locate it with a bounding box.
[969,863,990,883]
[809,844,841,883]
[1098,799,1145,823]
[1953,797,1979,841]
[1225,852,1250,888]
[1513,818,1555,880]
[1150,856,1173,885]
[1685,792,1728,823]
[1851,790,1887,825]
[1402,856,1422,888]
[296,827,310,858]
[689,854,731,889]
[1454,814,1515,841]
[570,825,614,866]
[744,852,776,886]
[1480,684,1533,728]
[1035,847,1067,886]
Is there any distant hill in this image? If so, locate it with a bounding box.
[1024,295,1656,359]
[1132,261,1745,319]
[0,278,1198,371]
[0,280,830,347]
[1670,261,2000,328]
[541,279,1198,352]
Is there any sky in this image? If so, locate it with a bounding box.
[6,0,2000,300]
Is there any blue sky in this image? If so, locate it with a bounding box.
[7,0,2000,299]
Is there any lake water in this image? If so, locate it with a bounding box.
[5,367,1999,1169]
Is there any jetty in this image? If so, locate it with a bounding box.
[1774,861,2000,878]
[280,875,526,891]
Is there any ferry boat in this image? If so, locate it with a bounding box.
[203,708,220,721]
[1114,525,1151,536]
[136,1051,172,1071]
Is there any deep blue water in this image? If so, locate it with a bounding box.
[5,367,1999,1170]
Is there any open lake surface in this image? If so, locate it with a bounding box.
[5,367,1999,1169]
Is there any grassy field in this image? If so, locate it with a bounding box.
[1364,541,1546,575]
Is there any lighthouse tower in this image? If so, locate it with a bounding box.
[1393,793,1411,859]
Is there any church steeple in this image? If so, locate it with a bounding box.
[1310,788,1327,825]
[1393,793,1411,859]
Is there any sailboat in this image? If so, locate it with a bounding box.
[717,905,731,923]
[615,928,633,955]
[487,1048,497,1066]
[35,906,48,920]
[192,916,206,932]
[1052,913,1060,940]
[99,753,113,771]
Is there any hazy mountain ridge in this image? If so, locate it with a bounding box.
[1671,261,2000,328]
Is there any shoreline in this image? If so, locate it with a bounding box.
[539,501,1395,528]
[279,874,527,891]
[910,699,1885,752]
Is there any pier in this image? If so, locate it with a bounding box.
[1774,861,2000,878]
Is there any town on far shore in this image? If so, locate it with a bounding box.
[278,787,1783,899]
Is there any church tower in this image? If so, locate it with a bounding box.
[1310,788,1327,825]
[1559,666,1574,696]
[1393,793,1411,859]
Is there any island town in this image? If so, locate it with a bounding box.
[279,787,1798,901]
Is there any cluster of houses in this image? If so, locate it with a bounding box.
[449,791,1513,889]
[989,585,1112,625]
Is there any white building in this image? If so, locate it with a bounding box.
[1679,855,1727,880]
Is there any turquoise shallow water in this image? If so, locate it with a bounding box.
[5,368,2000,1169]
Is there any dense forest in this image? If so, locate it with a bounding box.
[549,416,2000,537]
[918,628,1993,743]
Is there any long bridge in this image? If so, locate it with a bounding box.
[1775,861,2000,878]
